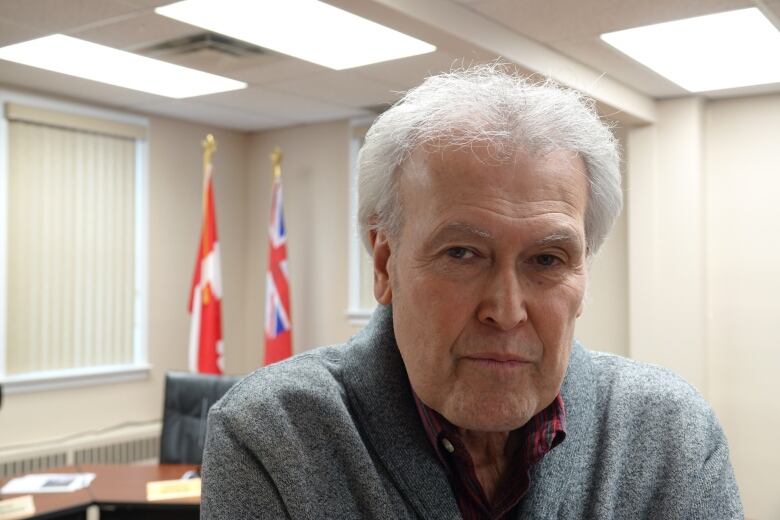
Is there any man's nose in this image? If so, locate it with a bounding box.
[476,266,528,331]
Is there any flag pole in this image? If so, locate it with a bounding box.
[270,146,282,179]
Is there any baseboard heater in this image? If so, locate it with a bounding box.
[0,422,161,479]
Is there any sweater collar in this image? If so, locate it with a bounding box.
[341,304,595,518]
[341,305,461,519]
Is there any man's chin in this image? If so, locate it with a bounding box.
[441,401,536,433]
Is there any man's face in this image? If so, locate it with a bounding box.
[372,144,589,433]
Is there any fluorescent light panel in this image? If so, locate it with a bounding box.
[156,0,436,70]
[0,34,247,98]
[601,8,780,92]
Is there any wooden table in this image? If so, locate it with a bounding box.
[1,464,199,519]
[84,464,199,519]
[0,466,92,520]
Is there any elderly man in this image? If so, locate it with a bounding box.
[202,67,742,519]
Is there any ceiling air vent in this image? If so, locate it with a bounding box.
[137,32,270,71]
[139,32,267,59]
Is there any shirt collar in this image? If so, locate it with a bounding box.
[412,391,567,468]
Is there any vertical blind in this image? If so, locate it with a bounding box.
[6,120,136,374]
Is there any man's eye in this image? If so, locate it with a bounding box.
[446,247,474,260]
[535,254,561,267]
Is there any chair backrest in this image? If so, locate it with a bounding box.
[159,371,242,465]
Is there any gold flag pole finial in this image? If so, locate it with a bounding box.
[202,134,217,169]
[270,146,282,179]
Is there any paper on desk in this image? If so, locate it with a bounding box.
[0,473,95,494]
[0,495,36,520]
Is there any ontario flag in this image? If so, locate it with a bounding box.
[188,162,224,374]
[264,176,292,365]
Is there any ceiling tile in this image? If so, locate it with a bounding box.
[354,50,470,90]
[199,86,370,122]
[0,0,139,33]
[228,58,326,86]
[0,60,160,106]
[72,11,198,50]
[761,0,780,26]
[268,70,401,108]
[164,49,287,79]
[551,39,686,98]
[3,0,780,129]
[466,0,754,43]
[131,98,290,131]
[0,17,47,47]
[116,0,172,7]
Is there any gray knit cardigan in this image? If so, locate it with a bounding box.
[201,305,743,519]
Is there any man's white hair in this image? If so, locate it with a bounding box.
[357,64,622,256]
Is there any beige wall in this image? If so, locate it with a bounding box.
[574,125,629,357]
[705,93,780,520]
[627,93,780,520]
[0,114,249,446]
[627,98,708,392]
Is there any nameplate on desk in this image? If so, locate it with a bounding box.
[0,495,36,520]
[146,478,201,502]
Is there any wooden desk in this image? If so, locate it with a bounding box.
[1,464,199,519]
[0,466,92,520]
[84,464,198,520]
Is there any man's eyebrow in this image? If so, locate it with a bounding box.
[534,229,584,248]
[433,222,493,240]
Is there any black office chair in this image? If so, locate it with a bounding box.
[159,371,242,464]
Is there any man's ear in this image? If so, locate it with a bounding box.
[371,229,393,305]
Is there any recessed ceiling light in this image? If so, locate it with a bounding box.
[601,8,780,92]
[156,0,437,70]
[0,34,247,98]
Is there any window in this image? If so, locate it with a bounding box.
[347,118,377,324]
[0,92,149,393]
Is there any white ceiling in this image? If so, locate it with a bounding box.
[0,0,779,131]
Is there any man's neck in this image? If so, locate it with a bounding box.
[458,428,518,502]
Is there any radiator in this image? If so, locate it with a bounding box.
[0,422,161,479]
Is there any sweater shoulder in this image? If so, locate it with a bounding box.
[211,345,349,427]
[585,350,719,434]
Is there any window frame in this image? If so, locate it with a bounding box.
[346,116,378,326]
[0,89,150,394]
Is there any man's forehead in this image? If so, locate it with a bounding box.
[401,143,584,183]
[397,144,590,247]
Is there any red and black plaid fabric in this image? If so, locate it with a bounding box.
[413,393,566,520]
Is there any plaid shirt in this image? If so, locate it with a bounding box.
[413,393,566,520]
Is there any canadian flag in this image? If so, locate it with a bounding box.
[188,162,224,374]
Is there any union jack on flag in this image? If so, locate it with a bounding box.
[264,176,292,364]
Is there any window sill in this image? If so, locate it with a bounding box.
[0,364,152,395]
[346,308,375,326]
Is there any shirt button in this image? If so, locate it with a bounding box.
[441,438,455,453]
